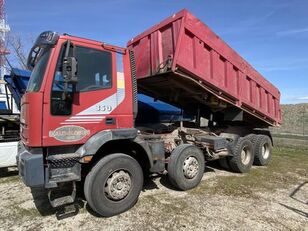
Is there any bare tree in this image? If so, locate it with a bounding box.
[6,33,33,70]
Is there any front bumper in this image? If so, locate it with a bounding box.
[17,142,82,189]
[17,144,44,187]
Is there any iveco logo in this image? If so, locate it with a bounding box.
[49,125,90,142]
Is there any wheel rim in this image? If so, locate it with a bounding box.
[183,156,199,179]
[104,170,131,201]
[262,143,270,159]
[240,146,251,165]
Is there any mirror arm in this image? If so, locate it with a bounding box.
[64,40,71,57]
[61,82,68,101]
[27,46,40,70]
[62,40,70,100]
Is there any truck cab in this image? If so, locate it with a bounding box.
[21,31,135,148]
[18,31,164,216]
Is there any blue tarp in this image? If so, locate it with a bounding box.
[4,68,31,110]
[136,94,194,123]
[0,101,7,110]
[138,94,180,113]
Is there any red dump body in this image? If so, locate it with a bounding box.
[128,9,281,126]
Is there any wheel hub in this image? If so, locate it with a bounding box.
[105,170,131,201]
[240,146,251,165]
[262,144,270,159]
[183,156,199,179]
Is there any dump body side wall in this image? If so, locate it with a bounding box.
[128,10,281,126]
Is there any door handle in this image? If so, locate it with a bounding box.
[105,117,116,125]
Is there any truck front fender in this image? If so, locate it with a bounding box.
[76,128,138,156]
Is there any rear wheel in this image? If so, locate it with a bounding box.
[218,157,230,170]
[245,134,258,145]
[84,153,143,217]
[168,144,205,190]
[229,137,254,173]
[253,135,272,166]
[218,133,239,171]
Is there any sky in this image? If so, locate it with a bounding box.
[5,0,308,104]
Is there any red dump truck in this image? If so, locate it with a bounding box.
[17,9,281,217]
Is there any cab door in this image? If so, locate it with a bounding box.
[42,39,133,147]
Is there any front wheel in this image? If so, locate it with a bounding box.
[84,153,143,217]
[168,144,205,190]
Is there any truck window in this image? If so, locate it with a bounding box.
[76,46,112,92]
[27,48,51,92]
[51,45,112,115]
[51,46,112,92]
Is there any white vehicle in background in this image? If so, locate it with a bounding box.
[0,141,18,168]
[0,68,30,168]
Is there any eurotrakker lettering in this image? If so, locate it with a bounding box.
[49,125,90,142]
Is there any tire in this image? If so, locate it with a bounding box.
[253,135,272,166]
[168,144,205,190]
[84,153,143,217]
[0,167,8,177]
[229,137,254,173]
[218,158,230,170]
[245,134,258,144]
[245,133,257,154]
[218,133,239,171]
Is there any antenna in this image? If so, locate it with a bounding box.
[0,0,10,80]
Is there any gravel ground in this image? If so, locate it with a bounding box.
[0,147,307,231]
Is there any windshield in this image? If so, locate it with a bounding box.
[27,48,51,92]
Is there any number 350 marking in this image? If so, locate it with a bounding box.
[96,105,112,112]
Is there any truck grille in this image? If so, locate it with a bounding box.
[47,154,81,168]
[129,50,138,119]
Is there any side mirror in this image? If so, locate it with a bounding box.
[63,56,78,83]
[62,40,78,84]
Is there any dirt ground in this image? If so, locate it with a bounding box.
[0,147,307,231]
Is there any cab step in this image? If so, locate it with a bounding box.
[56,204,79,220]
[48,181,76,208]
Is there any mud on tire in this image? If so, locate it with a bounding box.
[218,133,239,170]
[84,153,143,217]
[253,135,272,166]
[229,137,254,173]
[168,144,205,191]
